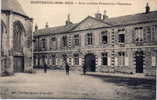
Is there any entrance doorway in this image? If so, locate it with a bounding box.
[14,56,24,72]
[135,51,144,73]
[85,53,96,72]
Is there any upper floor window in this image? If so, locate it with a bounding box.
[86,33,93,45]
[74,34,80,46]
[101,31,108,44]
[42,38,46,49]
[62,36,68,47]
[102,52,108,65]
[118,29,125,43]
[50,37,57,50]
[135,27,143,42]
[149,25,157,42]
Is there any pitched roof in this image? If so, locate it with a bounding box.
[34,24,77,36]
[104,11,157,26]
[70,16,111,31]
[34,11,157,36]
[2,0,26,16]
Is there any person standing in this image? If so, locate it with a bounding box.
[44,63,47,73]
[83,63,87,75]
[65,62,70,75]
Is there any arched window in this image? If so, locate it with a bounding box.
[13,21,25,52]
[1,20,7,56]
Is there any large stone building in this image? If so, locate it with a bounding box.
[0,0,33,75]
[33,3,157,76]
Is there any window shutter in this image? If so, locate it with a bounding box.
[56,58,58,65]
[152,56,156,66]
[71,57,73,66]
[132,29,135,43]
[79,57,82,66]
[108,57,111,66]
[85,34,87,45]
[125,57,129,66]
[98,57,101,66]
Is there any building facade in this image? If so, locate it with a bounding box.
[0,0,33,76]
[33,4,157,76]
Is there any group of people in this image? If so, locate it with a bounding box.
[43,62,87,75]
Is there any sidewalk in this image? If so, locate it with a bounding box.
[86,72,156,80]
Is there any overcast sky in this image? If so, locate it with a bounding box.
[17,0,157,30]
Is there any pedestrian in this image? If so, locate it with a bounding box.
[83,63,87,75]
[44,63,47,73]
[65,62,70,75]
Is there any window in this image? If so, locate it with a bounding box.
[62,36,68,47]
[86,33,93,45]
[118,52,125,66]
[102,53,108,65]
[74,54,79,65]
[135,27,143,42]
[119,34,125,43]
[118,29,125,43]
[50,37,57,50]
[151,25,157,42]
[101,31,108,44]
[74,34,80,46]
[42,38,47,49]
[68,58,72,65]
[51,55,56,65]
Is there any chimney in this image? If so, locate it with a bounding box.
[95,12,102,20]
[45,22,49,28]
[145,3,150,14]
[65,14,73,25]
[103,10,108,20]
[35,24,38,31]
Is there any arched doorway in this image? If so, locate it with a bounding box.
[85,53,96,72]
[135,51,144,73]
[13,21,25,72]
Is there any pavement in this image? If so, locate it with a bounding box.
[86,72,156,80]
[0,70,156,100]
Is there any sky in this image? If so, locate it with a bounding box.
[17,0,157,30]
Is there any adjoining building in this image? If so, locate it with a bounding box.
[33,3,157,76]
[1,0,33,76]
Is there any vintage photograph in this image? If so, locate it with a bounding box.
[0,0,157,99]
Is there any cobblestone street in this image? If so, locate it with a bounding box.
[0,70,156,100]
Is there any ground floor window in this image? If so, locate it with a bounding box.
[118,52,125,66]
[51,55,56,65]
[102,53,108,65]
[74,54,79,65]
[68,57,72,65]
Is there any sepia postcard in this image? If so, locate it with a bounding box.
[0,0,157,99]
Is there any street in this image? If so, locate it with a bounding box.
[0,70,156,100]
